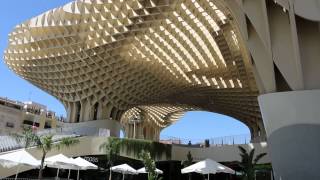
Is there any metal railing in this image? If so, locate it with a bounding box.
[160,134,251,147]
[209,134,251,146]
[0,132,80,153]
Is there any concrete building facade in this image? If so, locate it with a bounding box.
[3,0,320,179]
[0,97,58,134]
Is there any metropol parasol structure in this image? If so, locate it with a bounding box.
[4,0,320,179]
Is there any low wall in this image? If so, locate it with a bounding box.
[56,119,122,137]
[0,137,270,178]
[172,142,270,163]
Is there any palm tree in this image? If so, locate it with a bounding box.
[12,127,37,148]
[36,135,79,179]
[12,128,79,179]
[238,146,267,180]
[99,137,121,180]
[182,151,193,180]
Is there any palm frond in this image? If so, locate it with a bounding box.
[238,146,247,155]
[238,164,245,169]
[10,132,23,142]
[182,151,193,167]
[99,141,109,151]
[56,137,79,150]
[238,145,268,180]
[38,135,54,152]
[253,153,267,165]
[249,149,255,162]
[10,127,38,148]
[99,138,121,167]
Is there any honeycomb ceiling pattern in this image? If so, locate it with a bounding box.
[121,104,196,128]
[4,0,261,134]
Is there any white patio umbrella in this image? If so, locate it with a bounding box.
[45,154,78,179]
[72,157,98,180]
[0,149,40,180]
[111,164,137,180]
[181,158,235,180]
[137,167,163,174]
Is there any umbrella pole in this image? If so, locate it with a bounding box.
[77,169,80,180]
[68,169,71,179]
[122,173,125,180]
[109,168,112,180]
[208,174,209,180]
[14,164,21,180]
[56,168,60,180]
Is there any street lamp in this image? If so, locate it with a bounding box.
[128,115,141,139]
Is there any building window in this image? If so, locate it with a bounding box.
[23,120,33,126]
[23,120,39,127]
[44,122,51,129]
[6,122,14,128]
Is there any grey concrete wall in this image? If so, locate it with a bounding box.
[268,124,320,180]
[172,143,270,163]
[58,119,122,137]
[0,105,23,134]
[259,90,320,180]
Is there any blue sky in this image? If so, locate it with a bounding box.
[160,111,249,140]
[0,0,71,116]
[0,0,250,139]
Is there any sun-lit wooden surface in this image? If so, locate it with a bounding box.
[4,0,264,140]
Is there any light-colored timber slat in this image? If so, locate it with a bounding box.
[4,0,264,141]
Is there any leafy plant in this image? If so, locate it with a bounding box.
[182,151,193,180]
[140,151,162,180]
[99,137,121,180]
[238,146,267,180]
[119,138,171,160]
[100,137,170,180]
[182,151,193,167]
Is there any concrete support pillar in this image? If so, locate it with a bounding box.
[124,125,129,138]
[97,103,107,120]
[153,128,160,141]
[67,102,78,123]
[126,125,129,138]
[258,90,320,180]
[105,103,114,119]
[89,102,98,121]
[66,103,72,122]
[137,124,144,139]
[146,127,154,141]
[80,100,91,122]
[123,122,145,139]
[111,108,118,120]
[128,124,132,138]
[144,126,150,140]
[125,124,132,138]
[250,122,267,143]
[79,101,85,122]
[70,103,77,122]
